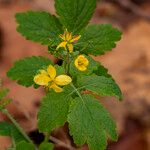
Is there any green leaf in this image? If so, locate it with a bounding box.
[38,86,73,132]
[68,94,118,150]
[0,122,25,144]
[77,24,122,56]
[94,63,112,78]
[7,56,52,87]
[0,89,9,100]
[16,141,35,150]
[55,0,96,33]
[77,75,122,100]
[39,142,54,150]
[16,11,62,45]
[0,122,11,136]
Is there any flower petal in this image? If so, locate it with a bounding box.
[70,35,81,42]
[78,65,87,71]
[54,75,72,86]
[56,42,67,50]
[39,69,48,75]
[50,83,63,93]
[67,44,73,53]
[78,55,89,66]
[66,32,72,41]
[34,74,51,86]
[47,65,56,80]
[59,34,65,40]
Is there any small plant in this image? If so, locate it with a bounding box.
[0,0,123,150]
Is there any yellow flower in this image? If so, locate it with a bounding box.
[34,65,72,92]
[75,55,89,71]
[56,29,81,53]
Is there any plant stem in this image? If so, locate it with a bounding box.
[50,136,76,150]
[44,132,51,142]
[70,83,83,102]
[2,109,33,144]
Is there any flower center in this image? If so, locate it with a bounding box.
[78,60,84,66]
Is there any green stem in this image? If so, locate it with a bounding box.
[44,132,50,142]
[70,83,84,103]
[66,51,70,75]
[2,109,33,144]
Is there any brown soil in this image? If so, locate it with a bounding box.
[0,0,150,150]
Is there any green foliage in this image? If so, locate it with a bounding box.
[39,142,54,150]
[0,89,9,100]
[38,86,72,132]
[16,11,62,45]
[7,56,52,87]
[0,88,11,110]
[94,63,112,78]
[77,24,122,55]
[68,94,118,150]
[16,141,35,150]
[77,75,122,100]
[0,99,12,111]
[0,122,25,144]
[55,0,96,33]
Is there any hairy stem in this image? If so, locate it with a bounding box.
[44,132,51,142]
[50,136,76,150]
[2,109,34,144]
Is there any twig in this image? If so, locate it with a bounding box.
[2,109,34,144]
[50,136,77,150]
[115,0,150,21]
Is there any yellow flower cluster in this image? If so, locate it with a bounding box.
[33,30,90,92]
[57,29,81,53]
[34,65,72,92]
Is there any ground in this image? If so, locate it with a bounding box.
[0,0,150,149]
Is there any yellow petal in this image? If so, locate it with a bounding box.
[78,55,89,66]
[67,44,73,53]
[70,35,81,42]
[75,58,79,68]
[50,83,63,93]
[56,42,67,50]
[47,65,56,80]
[77,65,87,71]
[66,32,72,41]
[34,74,51,86]
[39,69,48,75]
[84,58,89,66]
[54,75,72,86]
[59,34,65,40]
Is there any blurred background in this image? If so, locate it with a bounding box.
[0,0,150,149]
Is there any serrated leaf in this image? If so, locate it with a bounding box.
[16,141,35,150]
[94,63,112,78]
[7,56,52,87]
[39,142,54,150]
[77,24,122,56]
[68,94,118,150]
[16,11,62,45]
[38,86,73,132]
[55,0,96,33]
[77,75,122,100]
[0,89,9,100]
[0,122,25,144]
